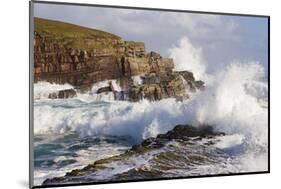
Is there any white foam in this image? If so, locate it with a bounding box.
[88,150,160,181]
[34,82,74,100]
[34,98,188,142]
[34,41,268,174]
[186,62,268,148]
[214,134,245,149]
[90,80,121,94]
[132,75,143,85]
[34,62,268,148]
[34,140,128,185]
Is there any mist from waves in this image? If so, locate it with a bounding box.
[34,62,268,147]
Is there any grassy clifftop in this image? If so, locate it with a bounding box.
[34,17,122,51]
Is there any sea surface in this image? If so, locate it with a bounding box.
[33,63,268,186]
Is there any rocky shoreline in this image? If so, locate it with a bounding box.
[34,18,204,101]
[42,125,225,186]
[34,18,213,186]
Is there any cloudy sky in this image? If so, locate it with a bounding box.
[34,3,268,75]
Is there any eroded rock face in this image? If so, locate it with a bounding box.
[34,18,204,101]
[128,71,204,102]
[34,31,174,89]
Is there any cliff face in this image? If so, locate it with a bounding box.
[34,18,204,101]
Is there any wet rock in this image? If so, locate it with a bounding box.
[157,125,225,140]
[42,124,224,186]
[195,80,205,89]
[128,72,204,102]
[48,89,77,99]
[96,86,112,94]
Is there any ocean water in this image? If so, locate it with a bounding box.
[33,62,268,186]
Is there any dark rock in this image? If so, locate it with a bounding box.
[96,81,116,94]
[128,72,203,102]
[58,89,76,98]
[43,177,65,185]
[41,124,224,186]
[157,125,224,140]
[96,86,112,94]
[195,80,205,89]
[48,89,77,99]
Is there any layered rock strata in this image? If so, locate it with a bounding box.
[34,18,204,101]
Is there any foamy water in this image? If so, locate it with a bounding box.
[33,60,268,185]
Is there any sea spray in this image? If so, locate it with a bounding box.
[33,61,268,184]
[169,36,206,80]
[34,62,267,146]
[33,54,268,184]
[187,62,268,148]
[34,82,74,100]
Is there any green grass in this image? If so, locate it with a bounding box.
[34,17,122,51]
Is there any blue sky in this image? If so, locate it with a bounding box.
[34,3,268,74]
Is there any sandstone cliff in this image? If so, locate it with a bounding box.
[34,17,204,101]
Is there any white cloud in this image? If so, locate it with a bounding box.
[34,4,240,45]
[34,3,268,73]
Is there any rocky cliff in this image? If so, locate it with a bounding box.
[34,18,204,101]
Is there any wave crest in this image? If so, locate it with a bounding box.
[34,62,268,149]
